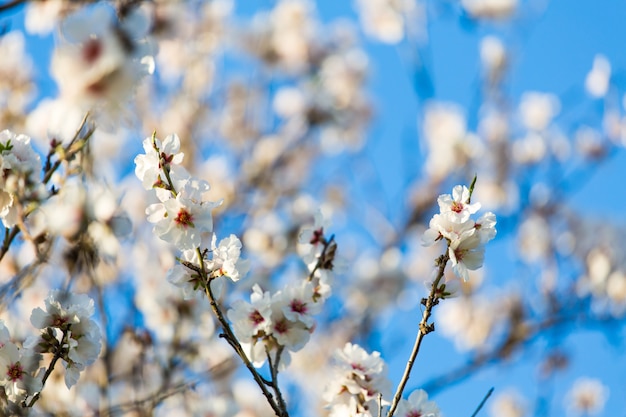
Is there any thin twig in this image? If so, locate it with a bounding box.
[0,113,92,262]
[26,328,70,408]
[386,252,449,417]
[470,387,494,417]
[0,0,25,13]
[198,248,284,417]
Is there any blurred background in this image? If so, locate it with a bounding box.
[1,0,626,416]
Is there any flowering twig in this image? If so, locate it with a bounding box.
[307,234,336,282]
[0,113,93,262]
[25,328,70,408]
[386,251,449,417]
[198,248,286,417]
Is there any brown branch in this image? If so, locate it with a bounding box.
[0,0,25,14]
[386,251,449,417]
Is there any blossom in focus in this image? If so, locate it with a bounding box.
[146,179,220,251]
[423,183,497,281]
[210,234,250,282]
[168,234,249,299]
[228,284,273,342]
[0,342,42,402]
[134,133,185,191]
[395,389,441,417]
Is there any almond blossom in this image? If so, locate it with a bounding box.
[0,130,44,228]
[146,179,220,251]
[324,343,391,416]
[29,290,102,388]
[423,183,497,281]
[0,342,42,403]
[395,389,441,417]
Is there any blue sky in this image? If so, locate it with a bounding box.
[6,0,626,416]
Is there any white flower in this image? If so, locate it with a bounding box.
[423,183,497,281]
[0,343,42,402]
[449,233,485,282]
[134,133,185,191]
[325,343,391,412]
[210,234,250,282]
[422,212,476,246]
[30,290,102,388]
[437,185,481,224]
[396,389,441,417]
[566,377,609,416]
[227,284,273,342]
[0,130,44,228]
[167,250,203,300]
[518,92,560,132]
[51,3,154,122]
[31,290,95,329]
[146,180,219,251]
[268,293,311,351]
[279,281,321,328]
[475,211,497,243]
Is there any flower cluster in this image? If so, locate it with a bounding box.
[135,133,221,252]
[135,132,249,301]
[323,343,391,417]
[423,184,497,281]
[167,234,250,299]
[0,130,44,228]
[50,3,154,121]
[227,280,324,368]
[29,290,102,388]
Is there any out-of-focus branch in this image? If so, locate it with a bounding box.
[0,113,93,263]
[420,312,608,395]
[0,0,25,14]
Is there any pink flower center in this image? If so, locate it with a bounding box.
[310,228,324,245]
[407,411,423,417]
[249,310,265,325]
[351,363,366,372]
[52,315,69,327]
[274,319,289,335]
[82,38,103,64]
[175,209,194,228]
[289,299,307,314]
[6,362,23,382]
[451,201,464,213]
